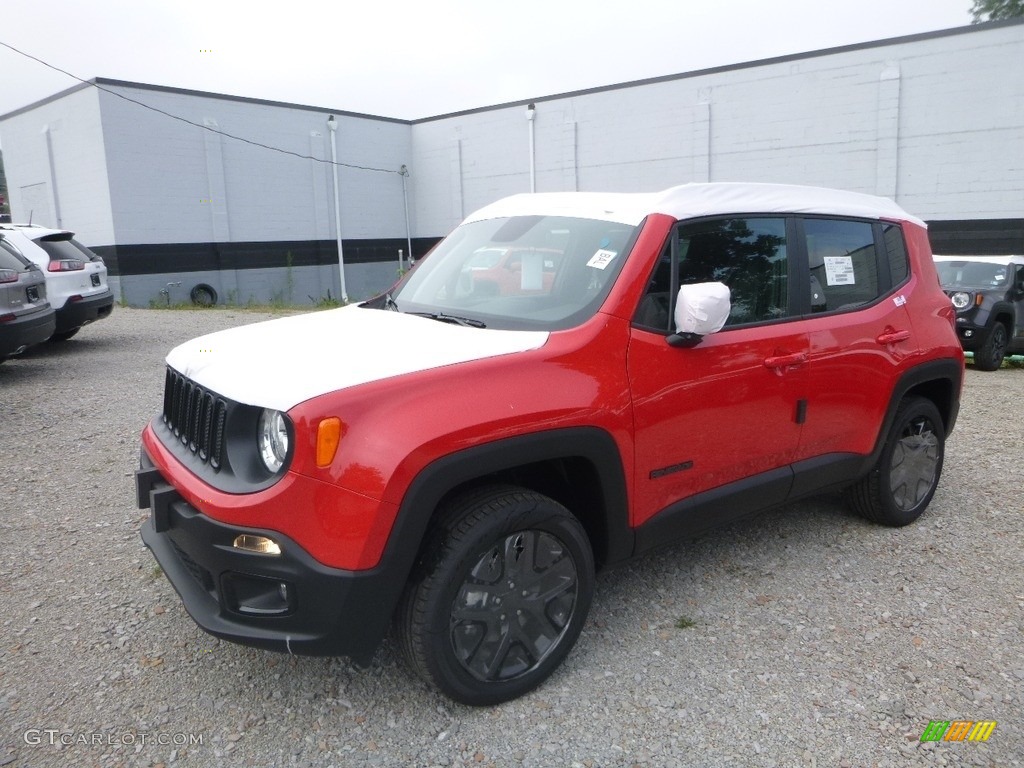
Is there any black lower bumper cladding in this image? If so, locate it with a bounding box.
[135,449,393,663]
[0,307,55,356]
[56,289,114,332]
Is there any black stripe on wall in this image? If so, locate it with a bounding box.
[90,221,1022,276]
[91,237,443,277]
[927,219,1024,256]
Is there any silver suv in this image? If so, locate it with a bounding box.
[0,235,55,362]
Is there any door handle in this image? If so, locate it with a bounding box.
[876,329,911,345]
[764,352,808,370]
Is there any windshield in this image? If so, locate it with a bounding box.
[936,260,1011,289]
[389,215,639,330]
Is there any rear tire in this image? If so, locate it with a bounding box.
[974,322,1007,371]
[397,485,594,705]
[846,397,944,527]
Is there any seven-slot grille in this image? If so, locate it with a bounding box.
[162,368,228,470]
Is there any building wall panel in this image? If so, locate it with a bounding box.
[0,86,114,243]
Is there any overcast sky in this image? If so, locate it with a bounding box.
[1,0,975,122]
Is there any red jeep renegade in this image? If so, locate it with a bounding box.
[137,183,964,704]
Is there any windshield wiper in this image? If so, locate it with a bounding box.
[384,292,399,311]
[408,311,486,328]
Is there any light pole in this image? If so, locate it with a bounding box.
[327,115,348,302]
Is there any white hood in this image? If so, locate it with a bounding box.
[165,305,549,411]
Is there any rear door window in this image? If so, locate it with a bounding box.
[803,219,879,312]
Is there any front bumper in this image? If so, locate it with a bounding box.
[55,288,113,332]
[136,450,397,662]
[953,321,990,351]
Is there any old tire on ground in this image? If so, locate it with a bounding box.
[974,322,1008,371]
[845,397,945,527]
[190,284,218,307]
[397,485,594,706]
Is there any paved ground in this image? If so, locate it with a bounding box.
[0,307,1021,768]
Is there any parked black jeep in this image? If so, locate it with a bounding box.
[934,255,1024,370]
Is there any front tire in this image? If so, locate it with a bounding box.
[846,397,945,527]
[974,322,1008,371]
[397,486,594,705]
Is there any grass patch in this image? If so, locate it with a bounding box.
[308,288,344,309]
[675,616,698,629]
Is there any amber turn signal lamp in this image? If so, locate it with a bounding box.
[316,417,343,467]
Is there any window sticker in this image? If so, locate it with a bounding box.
[587,249,617,270]
[520,252,543,291]
[824,255,855,286]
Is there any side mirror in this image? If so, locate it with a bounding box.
[667,282,731,348]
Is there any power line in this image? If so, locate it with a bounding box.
[0,39,402,175]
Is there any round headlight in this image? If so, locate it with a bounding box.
[258,409,289,473]
[950,291,971,310]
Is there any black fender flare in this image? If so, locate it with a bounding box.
[356,427,631,658]
[874,358,963,452]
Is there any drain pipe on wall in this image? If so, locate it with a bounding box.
[526,103,536,193]
[327,115,348,303]
[42,124,63,228]
[400,165,413,267]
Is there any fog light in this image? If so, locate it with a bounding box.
[232,534,281,555]
[222,573,294,616]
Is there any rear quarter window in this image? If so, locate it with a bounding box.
[881,223,909,286]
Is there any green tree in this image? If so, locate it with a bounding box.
[970,0,1024,22]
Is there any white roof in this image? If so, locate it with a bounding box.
[0,223,72,241]
[933,254,1024,265]
[463,182,925,228]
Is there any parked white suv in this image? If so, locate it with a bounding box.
[0,224,114,341]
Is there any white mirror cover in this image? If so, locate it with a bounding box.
[674,282,731,335]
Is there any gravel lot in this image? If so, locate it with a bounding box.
[1,307,1021,768]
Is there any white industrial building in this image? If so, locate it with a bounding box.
[1,18,1021,306]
